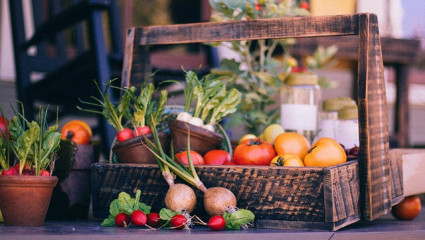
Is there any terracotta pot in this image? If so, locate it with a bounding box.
[112,132,168,164]
[168,119,224,155]
[0,175,58,226]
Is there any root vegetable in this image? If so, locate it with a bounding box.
[202,124,214,132]
[188,117,203,127]
[171,214,188,230]
[131,210,147,226]
[208,215,226,231]
[147,212,161,227]
[165,183,197,213]
[204,187,237,216]
[115,213,130,227]
[177,112,192,122]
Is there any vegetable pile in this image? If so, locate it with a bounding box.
[102,189,255,231]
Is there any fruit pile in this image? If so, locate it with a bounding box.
[176,123,355,168]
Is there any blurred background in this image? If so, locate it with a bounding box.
[0,0,424,151]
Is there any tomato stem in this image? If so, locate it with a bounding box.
[66,131,74,140]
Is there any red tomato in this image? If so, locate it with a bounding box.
[117,128,134,142]
[223,162,236,165]
[204,150,231,165]
[233,138,276,165]
[391,195,422,220]
[134,126,152,136]
[175,151,205,165]
[299,1,309,10]
[0,115,10,139]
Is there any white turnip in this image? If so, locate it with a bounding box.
[203,187,237,216]
[176,112,192,122]
[165,183,197,213]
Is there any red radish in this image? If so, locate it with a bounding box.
[117,128,134,142]
[1,167,18,175]
[131,210,147,226]
[208,215,226,231]
[22,169,34,175]
[171,214,187,230]
[40,170,50,176]
[134,126,152,136]
[0,115,10,139]
[147,212,161,227]
[115,213,130,227]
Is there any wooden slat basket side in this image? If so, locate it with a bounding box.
[91,161,360,231]
[120,13,393,221]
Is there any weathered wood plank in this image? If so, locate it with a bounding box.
[357,13,392,220]
[91,161,360,230]
[137,15,359,45]
[323,161,360,223]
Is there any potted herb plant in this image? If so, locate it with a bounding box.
[168,70,241,155]
[78,79,168,164]
[0,105,61,226]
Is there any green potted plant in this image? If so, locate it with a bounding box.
[0,105,61,226]
[168,69,241,155]
[78,78,169,164]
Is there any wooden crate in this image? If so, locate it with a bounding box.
[91,13,399,230]
[91,161,360,231]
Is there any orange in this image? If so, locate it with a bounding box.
[274,132,311,159]
[303,137,347,167]
[63,120,92,138]
[270,153,304,167]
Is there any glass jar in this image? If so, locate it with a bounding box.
[336,106,359,149]
[280,73,321,142]
[316,97,357,140]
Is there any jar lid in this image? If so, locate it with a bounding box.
[323,97,357,111]
[286,73,319,86]
[338,106,358,120]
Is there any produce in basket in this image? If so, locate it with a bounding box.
[143,117,255,225]
[78,78,168,143]
[304,137,347,167]
[170,69,241,132]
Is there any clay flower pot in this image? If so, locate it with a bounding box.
[168,119,224,155]
[112,132,168,164]
[0,175,58,226]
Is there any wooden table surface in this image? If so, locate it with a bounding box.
[1,208,424,240]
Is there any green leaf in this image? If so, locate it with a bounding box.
[224,209,255,230]
[137,202,151,214]
[117,192,134,215]
[109,199,120,217]
[159,208,177,221]
[101,215,116,227]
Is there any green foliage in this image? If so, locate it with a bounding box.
[208,0,337,135]
[223,209,255,230]
[1,104,61,175]
[101,189,152,227]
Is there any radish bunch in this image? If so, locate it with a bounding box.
[101,190,154,228]
[142,117,255,230]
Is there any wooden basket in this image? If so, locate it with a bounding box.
[91,13,400,231]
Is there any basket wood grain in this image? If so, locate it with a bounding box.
[119,13,395,224]
[91,161,360,231]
